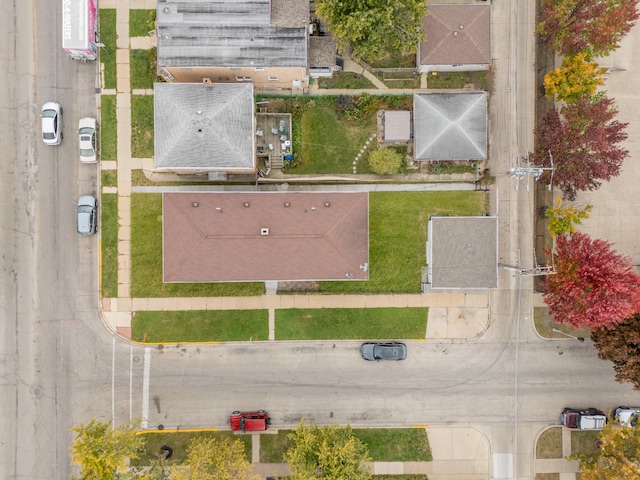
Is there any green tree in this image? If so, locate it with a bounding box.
[172,436,259,480]
[316,0,427,64]
[70,419,143,480]
[545,198,593,236]
[543,53,606,104]
[571,422,640,479]
[368,148,404,174]
[285,421,372,480]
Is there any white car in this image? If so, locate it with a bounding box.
[41,102,62,145]
[78,117,98,163]
[614,406,640,427]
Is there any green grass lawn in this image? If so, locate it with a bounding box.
[353,428,432,462]
[298,105,374,174]
[133,431,251,466]
[536,427,563,459]
[534,307,591,340]
[131,310,268,343]
[319,191,488,293]
[130,9,155,38]
[275,308,427,340]
[101,194,118,298]
[318,72,375,89]
[100,95,117,160]
[99,9,117,89]
[130,193,264,297]
[258,95,412,175]
[130,49,156,90]
[260,428,431,463]
[101,170,117,188]
[131,95,155,158]
[570,430,601,456]
[426,71,488,90]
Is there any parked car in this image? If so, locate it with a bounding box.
[77,196,97,235]
[614,406,640,427]
[561,407,607,430]
[78,117,98,163]
[229,411,270,432]
[360,342,407,361]
[41,102,62,145]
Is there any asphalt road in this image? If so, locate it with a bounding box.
[1,1,639,480]
[0,1,113,478]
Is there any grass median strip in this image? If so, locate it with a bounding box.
[131,310,268,343]
[260,428,431,463]
[133,431,251,466]
[275,308,427,340]
[100,194,118,298]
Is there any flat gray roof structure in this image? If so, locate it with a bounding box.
[427,216,497,289]
[163,192,369,282]
[154,82,255,171]
[419,5,491,68]
[156,0,308,68]
[382,111,411,142]
[414,92,487,161]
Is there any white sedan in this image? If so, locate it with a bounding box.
[41,102,62,145]
[78,117,98,163]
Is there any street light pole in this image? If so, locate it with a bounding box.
[552,328,585,342]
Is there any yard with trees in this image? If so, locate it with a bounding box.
[315,0,427,64]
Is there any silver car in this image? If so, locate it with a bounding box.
[361,342,407,361]
[77,196,97,235]
[78,117,98,163]
[41,102,62,145]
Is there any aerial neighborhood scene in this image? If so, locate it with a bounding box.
[5,0,640,478]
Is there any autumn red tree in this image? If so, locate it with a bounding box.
[543,233,640,329]
[532,94,628,200]
[592,314,640,390]
[538,0,639,56]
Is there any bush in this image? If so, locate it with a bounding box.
[368,148,403,174]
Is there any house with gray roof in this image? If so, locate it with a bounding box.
[413,92,487,161]
[154,82,256,174]
[156,0,338,89]
[418,4,491,73]
[425,216,498,290]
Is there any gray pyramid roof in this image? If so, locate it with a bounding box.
[154,83,255,170]
[414,92,487,161]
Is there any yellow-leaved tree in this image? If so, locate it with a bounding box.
[285,421,372,480]
[171,436,260,480]
[70,419,143,480]
[571,422,640,479]
[544,52,606,104]
[545,198,593,237]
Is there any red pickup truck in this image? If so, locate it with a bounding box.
[229,411,270,432]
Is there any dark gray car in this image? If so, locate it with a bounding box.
[361,342,407,361]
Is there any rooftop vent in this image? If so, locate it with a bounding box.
[324,202,331,207]
[284,202,290,207]
[203,78,212,87]
[244,202,250,207]
[261,228,269,236]
[192,202,199,207]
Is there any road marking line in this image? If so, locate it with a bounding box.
[142,347,151,429]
